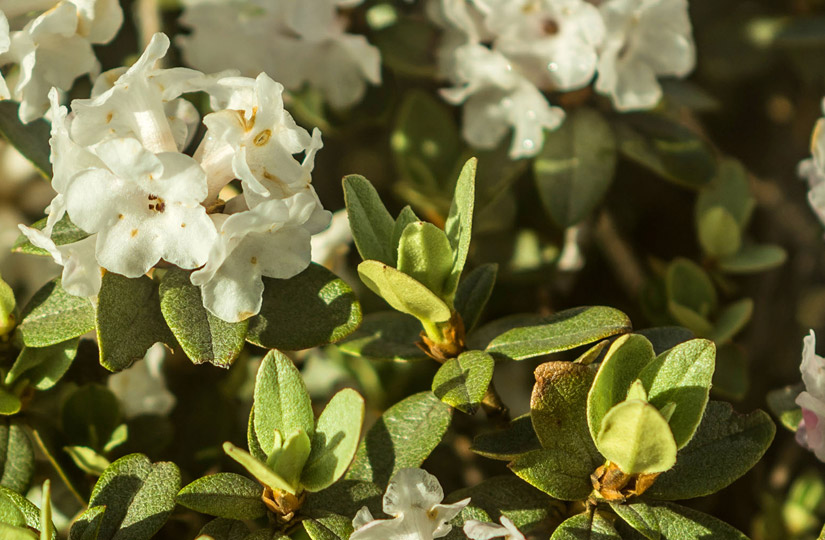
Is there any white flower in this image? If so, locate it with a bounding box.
[796,330,825,462]
[0,11,10,101]
[0,0,123,123]
[798,99,825,227]
[63,137,216,278]
[70,33,215,153]
[311,209,352,271]
[464,516,525,540]
[594,0,695,111]
[190,189,330,322]
[196,73,318,203]
[16,226,101,297]
[441,43,564,159]
[480,0,605,91]
[108,343,176,417]
[350,468,470,540]
[178,0,380,109]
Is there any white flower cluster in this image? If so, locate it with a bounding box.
[799,100,825,228]
[350,467,526,540]
[431,0,696,159]
[177,0,381,110]
[18,33,331,323]
[0,0,123,122]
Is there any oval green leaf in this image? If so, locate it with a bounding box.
[431,350,494,415]
[596,400,677,475]
[358,260,451,323]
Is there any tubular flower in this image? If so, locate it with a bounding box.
[796,330,825,462]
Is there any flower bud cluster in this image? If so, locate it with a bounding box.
[0,0,123,123]
[431,0,696,158]
[19,33,331,323]
[177,0,381,110]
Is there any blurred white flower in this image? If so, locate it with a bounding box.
[0,0,123,123]
[464,516,525,540]
[441,43,564,159]
[594,0,695,111]
[0,12,10,101]
[63,137,216,278]
[798,99,825,228]
[796,330,825,462]
[108,343,176,418]
[178,0,380,109]
[311,209,352,272]
[350,468,470,540]
[191,190,330,322]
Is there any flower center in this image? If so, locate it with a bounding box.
[148,194,166,213]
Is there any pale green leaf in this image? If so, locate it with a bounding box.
[222,442,294,494]
[7,339,79,390]
[397,221,454,300]
[698,207,741,258]
[718,244,787,274]
[271,430,311,490]
[597,400,677,475]
[358,260,451,323]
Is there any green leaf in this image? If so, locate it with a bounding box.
[196,518,250,540]
[698,207,741,258]
[454,263,497,332]
[712,344,748,401]
[549,511,621,540]
[447,476,565,535]
[665,258,717,320]
[0,276,15,336]
[696,158,755,229]
[391,206,421,263]
[303,513,354,540]
[0,389,20,416]
[269,429,311,490]
[62,384,120,451]
[534,108,617,228]
[637,339,716,448]
[0,101,51,177]
[0,420,33,494]
[159,268,247,368]
[246,264,362,350]
[718,244,787,274]
[222,442,294,494]
[64,446,110,476]
[177,473,266,520]
[391,91,462,196]
[432,351,494,414]
[612,501,748,539]
[471,414,541,461]
[301,389,365,492]
[370,14,439,79]
[96,273,174,372]
[337,312,427,361]
[587,334,656,443]
[710,299,753,344]
[485,306,632,361]
[18,278,94,348]
[444,158,477,299]
[302,480,383,520]
[617,113,716,188]
[253,350,314,457]
[510,362,602,500]
[397,221,454,301]
[767,384,802,432]
[69,454,180,540]
[0,486,54,539]
[358,260,451,323]
[596,400,677,475]
[13,215,90,256]
[0,524,37,540]
[347,391,452,487]
[342,175,395,265]
[645,401,775,500]
[7,339,79,390]
[39,480,53,540]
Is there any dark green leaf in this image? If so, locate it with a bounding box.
[709,299,753,344]
[612,501,748,539]
[549,511,621,540]
[177,473,266,520]
[0,101,51,177]
[347,392,451,487]
[471,414,541,461]
[62,384,120,451]
[695,158,755,229]
[0,419,33,494]
[454,263,497,333]
[303,480,383,519]
[645,401,775,500]
[96,273,174,372]
[246,264,362,350]
[718,244,787,274]
[337,312,428,362]
[485,306,632,361]
[196,518,250,540]
[712,344,749,401]
[432,351,494,414]
[534,108,616,228]
[371,15,439,78]
[444,158,477,299]
[342,175,395,265]
[159,268,247,367]
[767,384,802,432]
[303,513,353,540]
[18,279,94,348]
[69,454,180,540]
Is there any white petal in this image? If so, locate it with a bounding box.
[383,468,444,517]
[198,254,265,322]
[108,343,176,416]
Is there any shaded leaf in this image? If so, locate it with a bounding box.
[338,312,428,362]
[454,263,497,333]
[471,414,541,461]
[718,244,787,274]
[432,351,494,414]
[18,279,94,348]
[343,175,395,265]
[0,101,51,177]
[549,511,621,540]
[0,419,34,494]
